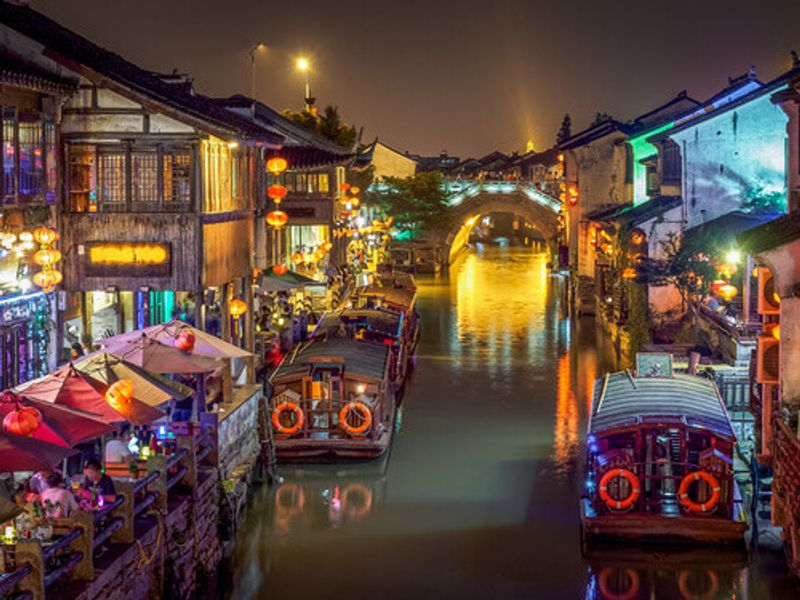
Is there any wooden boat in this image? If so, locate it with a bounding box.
[581,354,747,547]
[269,328,397,460]
[345,272,420,363]
[312,308,410,387]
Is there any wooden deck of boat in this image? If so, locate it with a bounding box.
[275,428,393,460]
[581,499,747,545]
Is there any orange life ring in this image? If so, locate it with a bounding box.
[599,468,641,511]
[341,483,373,519]
[272,401,304,435]
[339,401,372,435]
[677,570,719,600]
[678,471,721,514]
[275,483,305,518]
[597,567,640,600]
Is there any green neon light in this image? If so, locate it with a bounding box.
[627,121,674,206]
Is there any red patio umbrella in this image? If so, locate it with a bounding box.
[106,334,219,374]
[20,365,164,426]
[0,392,115,447]
[0,430,78,472]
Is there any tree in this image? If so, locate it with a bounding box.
[591,112,614,126]
[556,113,572,144]
[371,172,453,235]
[281,105,358,150]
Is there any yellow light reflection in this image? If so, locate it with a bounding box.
[553,352,578,471]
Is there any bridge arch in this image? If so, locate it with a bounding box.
[444,182,561,264]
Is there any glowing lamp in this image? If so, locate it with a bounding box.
[600,243,613,257]
[268,184,288,201]
[718,284,738,302]
[33,270,62,291]
[766,323,781,340]
[710,279,726,293]
[105,379,134,413]
[291,252,304,263]
[174,331,196,352]
[338,196,351,205]
[630,231,645,246]
[322,241,333,252]
[350,186,361,194]
[341,183,351,191]
[2,406,42,437]
[350,197,361,207]
[717,263,737,278]
[726,250,741,264]
[19,232,33,243]
[559,192,566,202]
[559,182,566,191]
[558,153,565,162]
[33,248,62,266]
[773,293,781,306]
[230,298,248,317]
[273,264,288,275]
[622,267,637,280]
[33,227,58,245]
[266,157,288,176]
[266,210,288,228]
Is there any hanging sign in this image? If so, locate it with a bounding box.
[85,242,172,278]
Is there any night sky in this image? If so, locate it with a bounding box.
[33,0,800,157]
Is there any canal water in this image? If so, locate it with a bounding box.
[227,247,797,599]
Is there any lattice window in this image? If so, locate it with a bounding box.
[99,153,126,205]
[131,152,158,203]
[163,152,191,204]
[18,118,43,198]
[3,107,16,201]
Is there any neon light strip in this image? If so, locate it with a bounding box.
[0,291,47,306]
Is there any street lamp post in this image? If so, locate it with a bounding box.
[249,43,266,99]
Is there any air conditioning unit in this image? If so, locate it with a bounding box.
[757,268,780,315]
[756,334,780,384]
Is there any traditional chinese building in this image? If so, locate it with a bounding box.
[0,2,284,359]
[214,95,353,275]
[0,45,75,387]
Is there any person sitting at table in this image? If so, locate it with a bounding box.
[39,471,79,519]
[82,458,117,505]
[104,429,132,464]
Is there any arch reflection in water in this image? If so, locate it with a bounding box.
[451,247,548,373]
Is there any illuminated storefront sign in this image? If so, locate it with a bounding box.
[85,242,172,277]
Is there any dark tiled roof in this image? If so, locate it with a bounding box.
[272,336,390,381]
[587,196,681,226]
[215,95,351,159]
[314,309,403,340]
[590,372,734,439]
[738,213,800,254]
[0,53,77,94]
[558,119,634,151]
[684,210,784,252]
[0,3,282,145]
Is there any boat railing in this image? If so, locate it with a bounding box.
[279,397,382,439]
[592,461,735,517]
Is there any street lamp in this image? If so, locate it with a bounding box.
[296,57,312,110]
[249,43,267,99]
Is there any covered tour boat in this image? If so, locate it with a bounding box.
[312,308,410,387]
[269,327,397,459]
[345,272,420,364]
[581,354,747,547]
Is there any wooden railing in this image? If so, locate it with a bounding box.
[1,422,220,599]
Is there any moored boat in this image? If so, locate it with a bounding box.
[581,354,747,547]
[269,328,397,460]
[345,272,420,363]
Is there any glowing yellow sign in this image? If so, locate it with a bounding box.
[89,243,169,266]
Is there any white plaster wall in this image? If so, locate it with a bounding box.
[671,94,788,228]
[149,113,195,134]
[371,144,417,180]
[62,113,144,134]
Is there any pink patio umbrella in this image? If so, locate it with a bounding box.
[100,320,251,359]
[0,430,78,472]
[0,392,115,448]
[105,334,219,374]
[20,365,164,426]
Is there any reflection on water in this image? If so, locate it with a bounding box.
[226,247,797,599]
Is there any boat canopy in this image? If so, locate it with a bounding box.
[354,285,416,311]
[313,309,403,340]
[272,336,390,382]
[589,372,735,440]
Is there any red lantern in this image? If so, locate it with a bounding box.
[174,331,196,352]
[273,264,288,275]
[266,156,288,176]
[266,210,288,228]
[341,183,351,191]
[3,406,43,437]
[291,252,304,264]
[268,184,288,201]
[105,379,134,413]
[622,267,637,280]
[321,241,333,252]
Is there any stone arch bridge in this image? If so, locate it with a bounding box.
[443,181,562,264]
